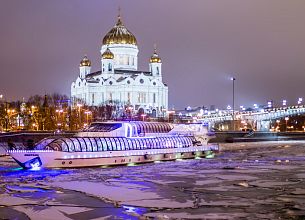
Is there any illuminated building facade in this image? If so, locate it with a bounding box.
[71,13,168,116]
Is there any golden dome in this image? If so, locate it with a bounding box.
[102,15,137,45]
[102,47,114,59]
[80,55,91,67]
[150,47,162,63]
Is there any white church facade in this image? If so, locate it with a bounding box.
[71,13,168,117]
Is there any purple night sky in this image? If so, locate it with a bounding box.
[1,0,305,109]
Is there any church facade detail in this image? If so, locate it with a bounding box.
[71,14,168,117]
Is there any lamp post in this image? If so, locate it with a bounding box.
[141,114,146,122]
[230,77,236,130]
[84,111,91,125]
[285,117,289,132]
[298,98,303,105]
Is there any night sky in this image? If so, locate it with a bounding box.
[1,0,305,109]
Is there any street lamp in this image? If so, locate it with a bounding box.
[230,77,236,130]
[285,117,289,132]
[298,98,303,105]
[84,111,92,125]
[141,114,146,121]
[276,119,280,132]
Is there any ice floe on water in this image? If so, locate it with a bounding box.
[1,141,305,219]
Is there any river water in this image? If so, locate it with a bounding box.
[1,141,305,219]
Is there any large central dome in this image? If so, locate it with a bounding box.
[102,15,137,46]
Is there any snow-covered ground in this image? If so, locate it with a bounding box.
[1,141,305,219]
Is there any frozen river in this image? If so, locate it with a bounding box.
[1,141,305,219]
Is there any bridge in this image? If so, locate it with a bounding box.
[175,105,305,131]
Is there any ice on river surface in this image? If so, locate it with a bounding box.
[1,141,305,219]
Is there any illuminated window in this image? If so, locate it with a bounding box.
[84,138,92,151]
[71,138,81,151]
[90,138,98,151]
[78,138,87,151]
[95,138,103,151]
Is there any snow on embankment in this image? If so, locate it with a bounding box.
[219,140,305,151]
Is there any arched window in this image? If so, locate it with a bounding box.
[156,67,159,75]
[108,63,112,71]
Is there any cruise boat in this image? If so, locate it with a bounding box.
[7,122,218,169]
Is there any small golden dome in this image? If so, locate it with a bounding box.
[80,55,91,67]
[102,47,114,59]
[102,15,137,46]
[150,47,162,63]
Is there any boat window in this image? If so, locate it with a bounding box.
[136,139,142,149]
[132,139,137,150]
[78,138,87,151]
[176,137,183,148]
[156,137,165,148]
[153,138,160,149]
[95,138,103,151]
[90,138,98,151]
[149,138,156,149]
[109,138,117,151]
[174,137,181,148]
[54,139,69,152]
[137,124,143,135]
[132,125,137,136]
[114,138,121,151]
[186,137,192,146]
[84,138,92,151]
[126,126,131,137]
[181,137,187,147]
[142,139,149,149]
[83,123,122,132]
[64,139,75,152]
[70,138,81,151]
[122,138,129,150]
[148,124,154,133]
[48,142,61,151]
[173,137,179,148]
[35,138,56,150]
[100,138,108,151]
[170,138,175,148]
[118,138,125,150]
[178,137,186,147]
[143,124,149,134]
[129,139,134,150]
[105,138,113,151]
[135,139,142,150]
[141,139,147,149]
[163,137,169,148]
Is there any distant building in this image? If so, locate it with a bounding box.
[71,12,168,117]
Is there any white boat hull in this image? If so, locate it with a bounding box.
[8,145,219,169]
